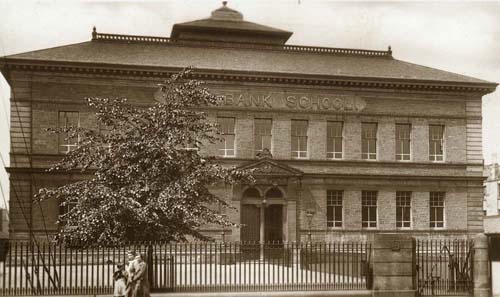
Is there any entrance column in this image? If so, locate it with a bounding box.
[259,202,265,260]
[259,203,265,244]
[283,202,288,243]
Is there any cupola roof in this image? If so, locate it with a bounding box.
[170,1,292,45]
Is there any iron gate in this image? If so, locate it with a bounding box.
[416,239,473,296]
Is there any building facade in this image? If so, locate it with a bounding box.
[484,162,500,216]
[1,3,497,242]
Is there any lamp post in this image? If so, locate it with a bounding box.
[306,209,315,242]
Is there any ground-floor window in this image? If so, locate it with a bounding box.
[362,191,377,228]
[327,190,343,228]
[396,191,412,229]
[430,192,445,228]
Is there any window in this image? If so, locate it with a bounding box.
[396,191,412,228]
[291,120,308,158]
[362,191,377,228]
[327,121,343,159]
[429,125,444,161]
[327,190,343,228]
[216,117,235,157]
[361,123,377,160]
[430,192,445,228]
[184,131,198,151]
[255,119,272,154]
[58,111,79,154]
[429,192,445,228]
[396,124,411,161]
[59,199,77,226]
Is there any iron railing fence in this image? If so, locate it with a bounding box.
[0,241,371,295]
[416,239,474,296]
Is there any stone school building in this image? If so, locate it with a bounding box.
[0,3,497,242]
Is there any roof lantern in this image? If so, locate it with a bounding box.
[170,1,292,45]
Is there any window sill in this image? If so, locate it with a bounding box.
[429,227,446,230]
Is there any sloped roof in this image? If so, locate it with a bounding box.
[172,19,291,36]
[1,38,494,86]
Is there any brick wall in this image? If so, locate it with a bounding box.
[6,71,485,240]
[297,186,470,236]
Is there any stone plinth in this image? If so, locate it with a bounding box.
[371,233,416,297]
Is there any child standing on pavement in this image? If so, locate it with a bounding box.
[113,264,127,297]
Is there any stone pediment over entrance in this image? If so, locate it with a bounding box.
[238,158,303,177]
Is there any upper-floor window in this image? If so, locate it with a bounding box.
[361,123,377,160]
[396,191,412,229]
[396,124,411,161]
[58,111,80,154]
[430,192,445,228]
[291,120,308,159]
[255,119,272,154]
[217,117,235,157]
[429,125,444,161]
[362,191,377,228]
[327,190,343,228]
[327,121,343,159]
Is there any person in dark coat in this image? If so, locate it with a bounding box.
[129,252,150,297]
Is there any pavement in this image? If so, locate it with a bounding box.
[16,291,372,297]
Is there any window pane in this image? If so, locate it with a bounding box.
[335,207,342,222]
[327,140,334,152]
[369,207,376,221]
[327,207,333,221]
[291,137,298,151]
[299,138,307,151]
[403,208,411,222]
[362,207,368,222]
[226,135,235,150]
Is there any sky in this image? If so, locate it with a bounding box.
[0,0,499,210]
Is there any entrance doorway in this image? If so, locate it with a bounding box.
[264,205,283,242]
[240,187,285,243]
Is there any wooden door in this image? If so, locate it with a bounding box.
[240,204,260,243]
[264,205,283,243]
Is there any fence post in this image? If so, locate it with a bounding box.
[372,233,416,297]
[473,234,490,297]
[147,244,154,290]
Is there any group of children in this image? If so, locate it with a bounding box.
[113,250,150,297]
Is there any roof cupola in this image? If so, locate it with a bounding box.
[170,1,292,45]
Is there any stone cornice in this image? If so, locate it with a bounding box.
[11,153,483,168]
[5,166,485,182]
[1,58,497,95]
